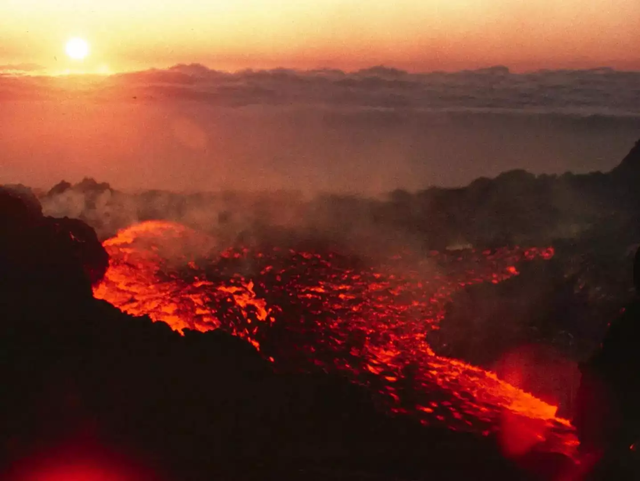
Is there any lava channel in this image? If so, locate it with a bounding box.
[93,220,578,458]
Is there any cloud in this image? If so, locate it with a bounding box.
[105,64,640,116]
[1,64,639,116]
[0,63,45,75]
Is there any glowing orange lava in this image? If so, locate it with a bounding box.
[94,221,577,457]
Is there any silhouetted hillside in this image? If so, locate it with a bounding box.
[611,139,640,180]
[24,137,640,253]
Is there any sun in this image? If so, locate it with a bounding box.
[65,37,90,60]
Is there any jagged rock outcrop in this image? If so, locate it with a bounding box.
[611,139,640,180]
[0,189,108,297]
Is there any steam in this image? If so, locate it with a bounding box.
[33,167,616,254]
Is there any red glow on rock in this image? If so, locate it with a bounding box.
[493,345,581,418]
[500,411,550,457]
[5,440,157,481]
[22,464,125,481]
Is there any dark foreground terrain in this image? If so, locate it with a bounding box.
[0,188,560,481]
[2,139,640,480]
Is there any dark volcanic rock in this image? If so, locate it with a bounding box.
[611,139,640,180]
[0,185,535,480]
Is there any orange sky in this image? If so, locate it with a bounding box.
[1,0,639,73]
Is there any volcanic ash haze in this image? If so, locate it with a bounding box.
[94,219,577,458]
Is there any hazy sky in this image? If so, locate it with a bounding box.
[1,67,639,193]
[1,1,639,193]
[1,0,639,73]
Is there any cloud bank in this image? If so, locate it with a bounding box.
[2,64,640,116]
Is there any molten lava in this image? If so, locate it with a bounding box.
[94,220,577,457]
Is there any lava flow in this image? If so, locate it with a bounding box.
[94,220,578,458]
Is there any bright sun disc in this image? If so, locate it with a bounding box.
[66,37,90,60]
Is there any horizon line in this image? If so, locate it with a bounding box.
[2,62,640,78]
